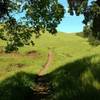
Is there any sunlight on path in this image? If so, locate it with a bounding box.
[38,51,53,76]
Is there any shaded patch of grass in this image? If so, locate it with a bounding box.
[47,55,100,100]
[0,55,100,100]
[0,72,37,100]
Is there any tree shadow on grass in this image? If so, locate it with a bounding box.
[0,55,100,100]
[47,55,100,100]
[0,72,52,100]
[0,72,38,100]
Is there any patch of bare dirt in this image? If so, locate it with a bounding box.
[6,63,26,72]
[26,50,39,58]
[0,51,22,57]
[0,46,21,57]
[12,63,25,68]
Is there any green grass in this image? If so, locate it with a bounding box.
[0,32,100,100]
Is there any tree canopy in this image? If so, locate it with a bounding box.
[0,0,100,52]
[68,0,100,41]
[0,0,65,52]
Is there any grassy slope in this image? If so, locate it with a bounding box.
[0,32,100,80]
[0,32,100,99]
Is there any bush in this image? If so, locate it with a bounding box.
[83,25,92,37]
[88,36,100,46]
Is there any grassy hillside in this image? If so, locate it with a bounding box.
[0,32,100,100]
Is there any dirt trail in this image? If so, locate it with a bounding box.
[32,75,52,100]
[32,51,53,100]
[38,51,53,76]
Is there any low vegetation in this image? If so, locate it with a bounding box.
[0,32,100,100]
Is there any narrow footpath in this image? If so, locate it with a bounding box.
[32,51,53,100]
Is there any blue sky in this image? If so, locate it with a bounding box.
[56,13,84,33]
[57,0,93,33]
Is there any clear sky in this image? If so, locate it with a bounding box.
[57,0,93,33]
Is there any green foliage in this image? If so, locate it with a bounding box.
[0,17,34,53]
[0,0,10,18]
[88,36,100,46]
[25,0,65,35]
[78,25,100,46]
[82,1,100,42]
[0,0,19,19]
[83,1,100,33]
[67,0,88,15]
[68,0,100,43]
[0,0,65,52]
[0,72,36,100]
[83,25,92,37]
